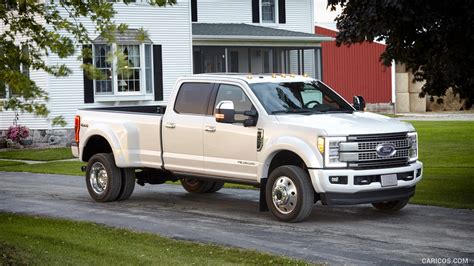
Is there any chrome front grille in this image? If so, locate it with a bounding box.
[340,132,410,169]
[357,139,409,151]
[358,149,408,161]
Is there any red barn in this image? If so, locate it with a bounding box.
[315,25,394,104]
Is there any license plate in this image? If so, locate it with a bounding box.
[381,174,398,187]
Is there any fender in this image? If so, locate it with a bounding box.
[258,136,323,182]
[81,123,124,165]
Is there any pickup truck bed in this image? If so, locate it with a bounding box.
[75,106,166,170]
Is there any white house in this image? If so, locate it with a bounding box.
[0,0,331,141]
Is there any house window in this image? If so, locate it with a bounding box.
[1,46,29,99]
[92,43,153,96]
[118,44,141,92]
[261,0,276,23]
[94,44,112,94]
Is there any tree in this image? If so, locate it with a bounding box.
[0,0,175,125]
[327,0,474,108]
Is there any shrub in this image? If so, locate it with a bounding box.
[6,125,30,142]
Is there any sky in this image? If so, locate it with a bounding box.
[314,0,342,25]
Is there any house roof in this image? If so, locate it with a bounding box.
[93,29,152,44]
[192,23,333,44]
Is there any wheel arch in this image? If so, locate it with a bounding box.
[81,134,114,162]
[259,137,322,181]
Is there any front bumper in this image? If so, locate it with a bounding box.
[320,186,416,205]
[308,161,423,204]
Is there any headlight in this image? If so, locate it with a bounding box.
[408,132,418,162]
[318,136,346,168]
[317,137,325,154]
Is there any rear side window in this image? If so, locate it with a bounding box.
[174,83,213,115]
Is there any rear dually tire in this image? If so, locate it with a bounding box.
[85,153,122,202]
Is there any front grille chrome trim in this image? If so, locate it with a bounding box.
[341,132,410,169]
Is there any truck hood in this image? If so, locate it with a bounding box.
[275,111,415,136]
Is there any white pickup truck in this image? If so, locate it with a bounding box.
[71,74,423,222]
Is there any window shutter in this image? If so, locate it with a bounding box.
[82,45,94,104]
[278,0,286,24]
[153,45,164,101]
[191,0,197,22]
[252,0,260,23]
[0,80,6,98]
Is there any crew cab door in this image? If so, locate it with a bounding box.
[203,83,258,181]
[162,82,213,173]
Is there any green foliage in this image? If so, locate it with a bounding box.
[0,0,176,118]
[51,115,67,127]
[327,0,474,107]
[0,213,310,265]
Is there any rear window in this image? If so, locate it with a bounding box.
[174,83,213,115]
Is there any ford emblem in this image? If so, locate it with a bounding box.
[376,143,396,157]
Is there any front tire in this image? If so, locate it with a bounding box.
[266,165,314,222]
[372,198,409,212]
[206,181,225,193]
[180,178,214,193]
[85,153,122,202]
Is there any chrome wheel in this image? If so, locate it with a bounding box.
[272,176,298,214]
[89,162,108,195]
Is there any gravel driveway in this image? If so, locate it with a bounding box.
[0,172,473,264]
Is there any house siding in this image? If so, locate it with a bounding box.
[197,0,313,33]
[0,14,50,130]
[1,1,320,131]
[3,1,192,130]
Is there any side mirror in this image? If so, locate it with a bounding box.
[243,109,258,127]
[215,101,235,123]
[353,95,366,111]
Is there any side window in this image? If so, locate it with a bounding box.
[214,84,254,121]
[174,83,213,115]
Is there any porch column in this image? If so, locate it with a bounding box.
[248,48,252,73]
[301,49,305,74]
[297,49,301,75]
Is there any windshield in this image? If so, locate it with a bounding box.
[249,81,354,115]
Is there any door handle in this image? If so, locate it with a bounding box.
[204,126,216,132]
[165,122,176,129]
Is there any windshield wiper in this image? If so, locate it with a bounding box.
[309,110,354,114]
[271,109,312,114]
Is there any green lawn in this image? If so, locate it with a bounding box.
[0,147,74,161]
[409,121,474,209]
[0,213,309,265]
[0,161,84,176]
[0,160,26,167]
